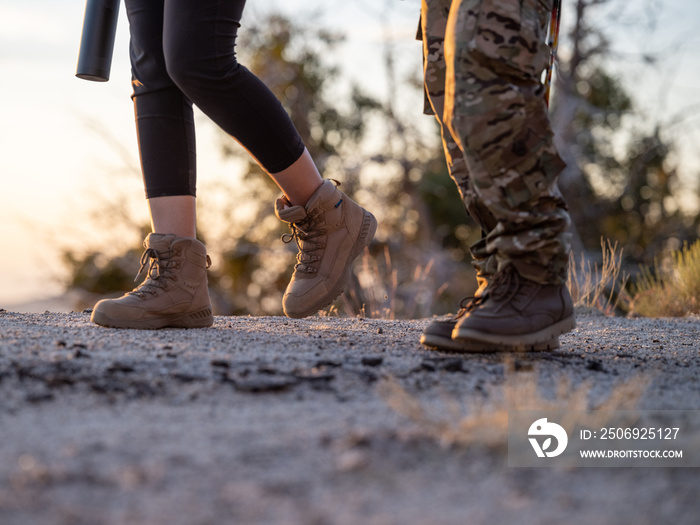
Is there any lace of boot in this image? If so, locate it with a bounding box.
[127,246,181,298]
[281,210,327,275]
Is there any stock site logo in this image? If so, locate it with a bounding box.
[528,418,568,458]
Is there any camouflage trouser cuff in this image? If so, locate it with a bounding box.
[494,233,572,286]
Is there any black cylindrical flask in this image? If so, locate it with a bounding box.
[75,0,121,82]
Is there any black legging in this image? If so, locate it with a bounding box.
[125,0,306,198]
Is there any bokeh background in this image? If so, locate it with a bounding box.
[2,0,699,317]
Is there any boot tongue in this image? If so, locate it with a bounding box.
[275,198,307,224]
[144,233,176,253]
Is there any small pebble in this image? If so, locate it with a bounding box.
[361,356,383,367]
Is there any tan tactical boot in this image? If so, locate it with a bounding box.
[91,234,213,329]
[275,180,377,318]
[452,265,575,351]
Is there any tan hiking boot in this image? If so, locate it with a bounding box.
[91,234,213,329]
[275,180,377,318]
[452,265,575,351]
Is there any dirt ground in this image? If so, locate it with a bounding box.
[0,308,699,525]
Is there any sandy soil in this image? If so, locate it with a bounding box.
[0,308,699,525]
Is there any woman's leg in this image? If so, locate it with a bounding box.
[161,0,323,204]
[160,0,375,317]
[91,0,212,329]
[125,0,198,236]
[148,196,196,238]
[268,149,323,207]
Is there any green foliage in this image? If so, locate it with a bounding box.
[234,14,382,165]
[417,160,481,260]
[62,248,141,296]
[629,240,700,317]
[553,0,699,268]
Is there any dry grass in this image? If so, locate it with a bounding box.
[327,246,442,320]
[378,367,649,449]
[567,238,629,314]
[324,236,639,319]
[629,240,700,317]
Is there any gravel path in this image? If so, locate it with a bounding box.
[0,308,699,524]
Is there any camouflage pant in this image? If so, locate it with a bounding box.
[419,0,571,285]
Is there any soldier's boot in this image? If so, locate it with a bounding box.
[452,265,575,351]
[420,264,492,351]
[275,180,377,318]
[91,234,213,329]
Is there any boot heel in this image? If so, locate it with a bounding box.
[183,307,214,328]
[355,211,377,255]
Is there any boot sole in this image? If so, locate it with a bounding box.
[284,210,378,319]
[91,307,214,330]
[420,332,559,352]
[451,315,576,352]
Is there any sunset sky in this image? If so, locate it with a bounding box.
[1,0,699,309]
